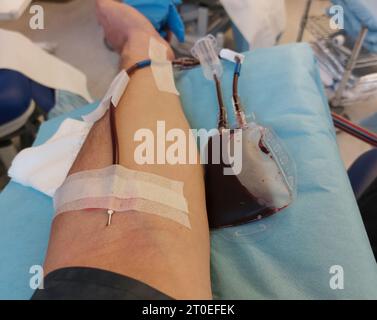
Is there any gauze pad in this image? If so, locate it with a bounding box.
[8,118,93,196]
[54,165,190,228]
[9,70,132,196]
[149,37,179,95]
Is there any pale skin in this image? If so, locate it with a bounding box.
[42,0,212,299]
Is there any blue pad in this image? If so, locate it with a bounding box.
[0,43,376,299]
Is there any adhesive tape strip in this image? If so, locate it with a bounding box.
[82,70,130,123]
[149,37,179,95]
[54,165,190,228]
[56,177,187,212]
[56,197,190,229]
[55,165,187,211]
[64,164,183,191]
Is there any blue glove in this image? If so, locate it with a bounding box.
[123,0,185,42]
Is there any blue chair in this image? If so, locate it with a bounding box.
[0,69,55,168]
[348,148,377,200]
[348,148,377,260]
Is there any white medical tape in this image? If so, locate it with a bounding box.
[62,164,184,191]
[82,70,130,123]
[54,165,190,228]
[55,177,187,212]
[55,197,190,229]
[149,37,179,95]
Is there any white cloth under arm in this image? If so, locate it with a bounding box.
[8,119,93,196]
[8,70,130,197]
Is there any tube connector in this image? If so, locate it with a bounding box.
[191,35,223,80]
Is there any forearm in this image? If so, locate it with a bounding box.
[44,34,211,299]
[71,35,201,183]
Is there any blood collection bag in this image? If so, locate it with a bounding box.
[191,35,296,229]
[205,121,296,229]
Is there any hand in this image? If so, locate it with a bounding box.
[96,0,175,68]
[122,0,185,42]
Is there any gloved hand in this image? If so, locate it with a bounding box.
[123,0,185,42]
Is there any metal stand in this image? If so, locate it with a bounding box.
[297,1,377,108]
[332,27,368,107]
[297,0,313,42]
